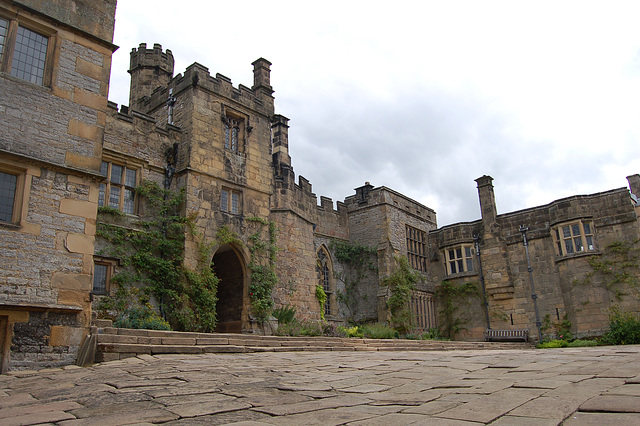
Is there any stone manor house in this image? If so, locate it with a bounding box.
[1,0,640,371]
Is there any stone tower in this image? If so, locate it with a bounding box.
[128,43,174,110]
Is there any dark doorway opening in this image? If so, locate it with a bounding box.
[213,245,244,333]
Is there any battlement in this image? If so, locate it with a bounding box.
[345,183,437,224]
[105,101,182,171]
[134,59,275,118]
[129,43,174,75]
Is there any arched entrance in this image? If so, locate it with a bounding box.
[212,244,245,333]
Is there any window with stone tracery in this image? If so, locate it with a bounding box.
[445,245,474,275]
[223,115,243,153]
[553,221,596,257]
[317,246,334,317]
[406,225,427,272]
[99,161,138,215]
[0,15,53,86]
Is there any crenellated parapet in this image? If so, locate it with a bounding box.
[131,53,275,118]
[104,100,182,175]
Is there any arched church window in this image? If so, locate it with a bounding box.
[317,246,334,317]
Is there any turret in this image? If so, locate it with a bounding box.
[128,43,174,111]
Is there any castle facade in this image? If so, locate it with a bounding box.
[1,0,639,370]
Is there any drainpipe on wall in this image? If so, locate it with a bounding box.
[520,225,542,341]
[473,234,491,331]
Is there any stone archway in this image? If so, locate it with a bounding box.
[212,244,245,333]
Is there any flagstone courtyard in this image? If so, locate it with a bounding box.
[0,345,639,425]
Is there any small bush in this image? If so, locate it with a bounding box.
[114,306,171,330]
[361,323,398,339]
[274,321,301,336]
[602,307,640,345]
[567,339,599,347]
[272,305,297,325]
[536,339,568,349]
[339,325,364,338]
[323,322,347,338]
[406,328,446,340]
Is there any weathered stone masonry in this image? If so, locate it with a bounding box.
[0,0,117,371]
[2,0,640,371]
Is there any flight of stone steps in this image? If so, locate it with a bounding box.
[78,319,533,365]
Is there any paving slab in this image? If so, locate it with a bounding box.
[563,412,640,425]
[579,394,640,412]
[0,345,638,424]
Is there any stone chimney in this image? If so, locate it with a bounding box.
[627,174,640,199]
[252,58,273,94]
[475,175,497,225]
[272,114,291,173]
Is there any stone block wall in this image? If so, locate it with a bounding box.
[430,179,640,341]
[0,0,116,370]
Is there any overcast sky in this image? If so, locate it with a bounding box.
[108,1,640,226]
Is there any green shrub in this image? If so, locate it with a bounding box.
[299,319,322,336]
[360,323,398,339]
[566,339,599,347]
[602,307,640,345]
[272,305,297,325]
[339,325,364,338]
[113,306,171,330]
[323,322,348,338]
[406,328,446,340]
[274,321,301,336]
[536,339,568,349]
[275,319,323,337]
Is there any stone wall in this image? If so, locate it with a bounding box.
[0,0,115,370]
[429,178,640,341]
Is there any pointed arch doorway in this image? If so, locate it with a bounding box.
[212,244,245,333]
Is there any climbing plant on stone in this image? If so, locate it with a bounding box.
[435,280,479,339]
[572,240,640,301]
[383,256,420,334]
[330,240,377,323]
[246,216,279,323]
[96,180,219,332]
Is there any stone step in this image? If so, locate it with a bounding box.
[87,326,533,364]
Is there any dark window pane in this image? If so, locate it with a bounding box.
[11,26,48,85]
[110,164,122,185]
[125,169,136,188]
[98,183,105,207]
[583,222,591,234]
[93,263,108,293]
[0,171,18,222]
[586,236,594,250]
[562,226,571,238]
[571,224,581,236]
[0,18,8,59]
[565,239,574,254]
[123,189,135,214]
[100,161,108,177]
[221,190,228,212]
[109,186,120,208]
[231,192,239,214]
[466,258,473,272]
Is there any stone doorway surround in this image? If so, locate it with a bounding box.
[212,244,247,333]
